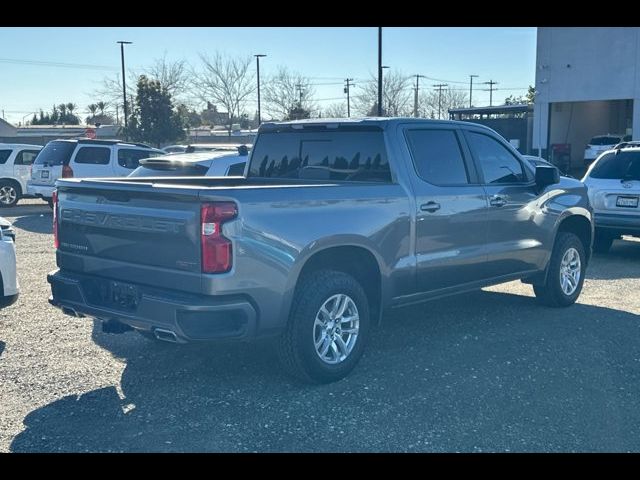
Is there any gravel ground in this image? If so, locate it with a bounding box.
[1,200,639,452]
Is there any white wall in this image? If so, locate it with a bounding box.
[534,27,640,151]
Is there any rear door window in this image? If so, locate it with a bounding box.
[74,146,111,165]
[405,129,469,185]
[118,149,154,169]
[248,128,391,183]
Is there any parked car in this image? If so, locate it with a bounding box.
[48,118,593,383]
[582,144,640,252]
[0,143,43,207]
[584,134,630,166]
[0,217,18,307]
[523,155,573,178]
[27,139,163,206]
[129,147,250,178]
[161,143,251,155]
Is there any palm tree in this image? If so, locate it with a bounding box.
[87,104,98,117]
[96,101,107,116]
[66,103,77,116]
[58,103,67,117]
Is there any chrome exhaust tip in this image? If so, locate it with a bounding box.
[154,328,178,343]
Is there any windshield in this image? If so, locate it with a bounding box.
[590,151,640,180]
[589,136,621,146]
[247,128,391,183]
[34,141,76,166]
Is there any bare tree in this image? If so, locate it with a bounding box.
[419,87,469,119]
[94,53,192,112]
[263,66,316,120]
[323,102,347,118]
[353,71,413,117]
[191,52,255,135]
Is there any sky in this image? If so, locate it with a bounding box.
[0,27,537,125]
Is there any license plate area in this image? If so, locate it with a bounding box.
[41,170,50,179]
[616,196,639,208]
[83,278,140,311]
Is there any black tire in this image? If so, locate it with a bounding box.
[277,270,370,384]
[533,232,586,307]
[0,181,21,208]
[593,230,615,254]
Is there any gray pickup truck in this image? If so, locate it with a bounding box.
[48,118,593,383]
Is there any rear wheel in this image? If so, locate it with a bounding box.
[277,270,370,384]
[0,181,20,208]
[593,230,615,254]
[533,232,586,307]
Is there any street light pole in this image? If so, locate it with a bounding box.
[377,27,383,116]
[117,41,132,139]
[254,54,266,125]
[469,74,479,108]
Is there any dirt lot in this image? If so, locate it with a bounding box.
[1,200,639,452]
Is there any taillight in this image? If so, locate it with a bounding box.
[52,190,59,249]
[201,202,237,273]
[62,165,74,178]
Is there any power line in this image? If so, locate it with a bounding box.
[0,57,118,71]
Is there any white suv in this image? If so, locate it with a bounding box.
[0,217,18,307]
[27,139,163,205]
[0,143,43,207]
[582,145,640,252]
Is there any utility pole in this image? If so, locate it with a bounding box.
[115,104,119,125]
[254,54,266,125]
[433,84,448,119]
[295,83,303,108]
[413,74,425,117]
[469,74,479,108]
[344,78,354,117]
[117,41,132,139]
[377,27,383,116]
[483,80,498,107]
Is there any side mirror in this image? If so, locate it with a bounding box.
[535,165,560,190]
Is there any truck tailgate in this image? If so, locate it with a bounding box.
[56,181,204,293]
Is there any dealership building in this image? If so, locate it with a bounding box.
[533,27,640,168]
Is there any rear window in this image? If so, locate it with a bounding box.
[226,162,246,176]
[248,129,391,182]
[34,141,76,166]
[118,149,154,169]
[0,150,11,165]
[590,151,640,181]
[589,136,621,146]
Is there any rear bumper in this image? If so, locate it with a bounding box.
[594,212,640,237]
[27,183,55,199]
[47,269,258,342]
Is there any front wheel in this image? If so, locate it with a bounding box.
[277,270,370,384]
[533,232,586,307]
[0,182,20,208]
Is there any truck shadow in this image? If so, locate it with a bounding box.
[10,289,640,452]
[10,213,53,235]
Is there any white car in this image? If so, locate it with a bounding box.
[582,144,640,252]
[129,149,249,178]
[0,217,18,307]
[584,134,630,166]
[0,143,43,207]
[28,139,163,205]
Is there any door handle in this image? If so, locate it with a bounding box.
[489,195,507,207]
[420,201,441,213]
